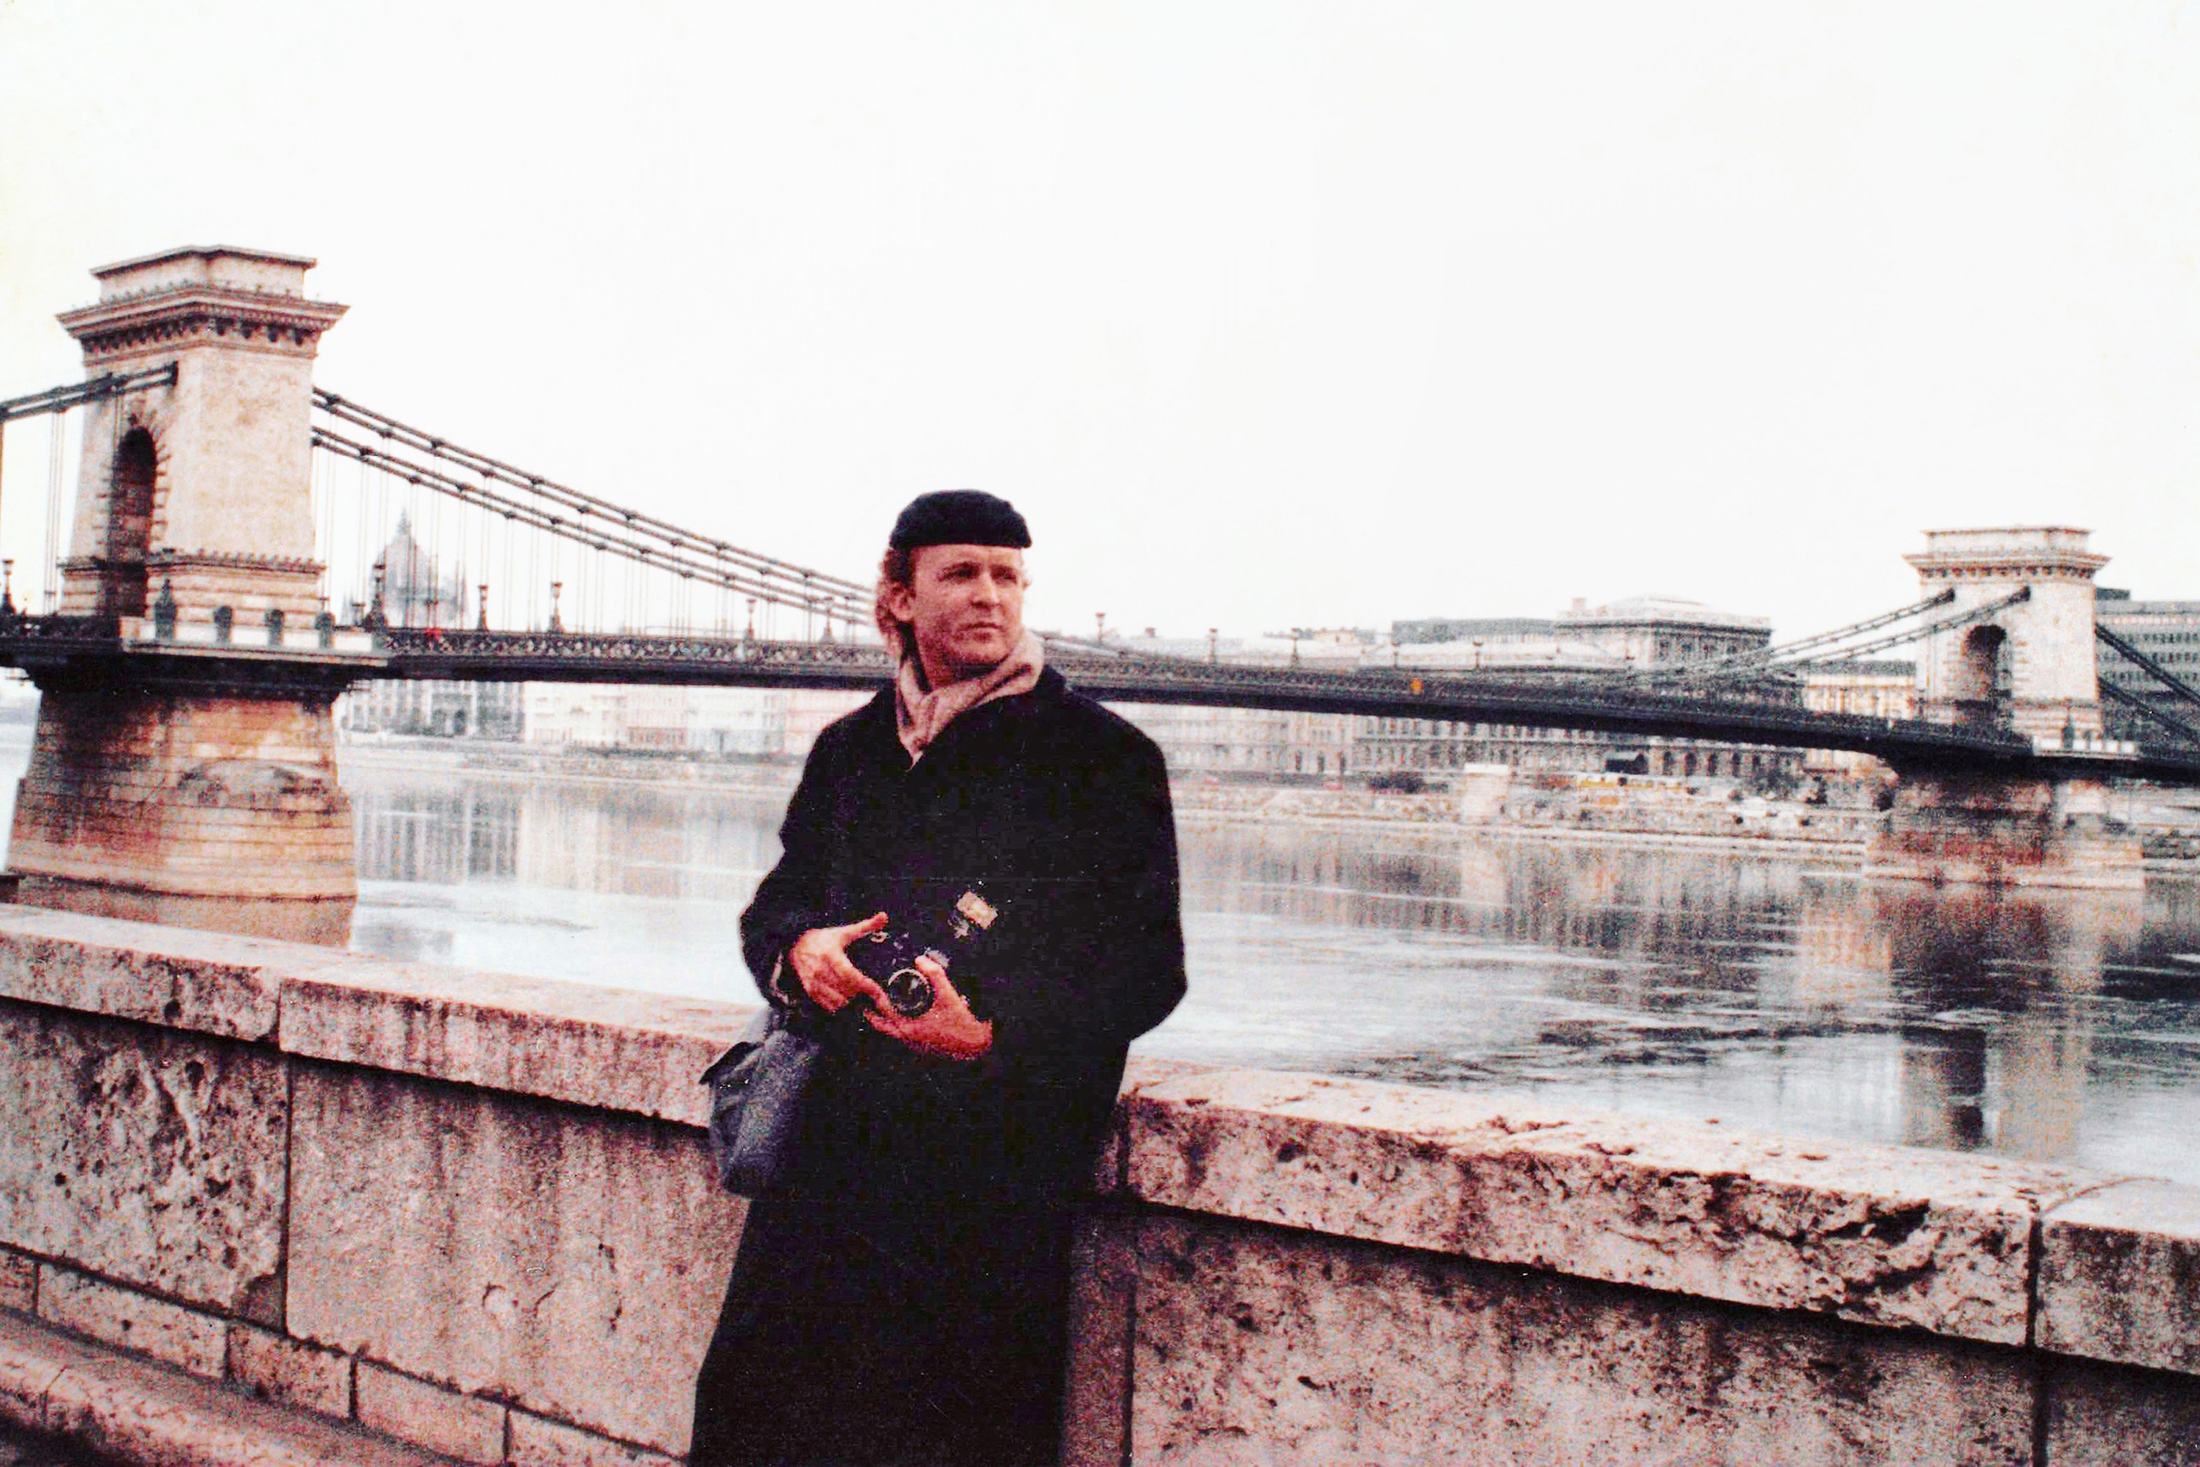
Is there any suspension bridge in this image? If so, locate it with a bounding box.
[0,246,2183,935]
[3,366,2196,781]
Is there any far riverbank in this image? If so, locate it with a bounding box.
[333,734,2200,870]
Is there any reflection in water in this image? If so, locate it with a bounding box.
[329,762,2200,1185]
[345,763,792,998]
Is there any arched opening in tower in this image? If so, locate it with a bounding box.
[1954,624,2011,727]
[101,427,156,617]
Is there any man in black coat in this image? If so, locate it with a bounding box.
[689,491,1186,1467]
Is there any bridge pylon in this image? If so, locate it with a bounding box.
[1865,527,2141,890]
[5,247,359,942]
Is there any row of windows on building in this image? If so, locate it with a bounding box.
[337,682,864,759]
[341,683,1826,784]
[2093,595,2200,738]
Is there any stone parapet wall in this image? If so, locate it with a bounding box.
[0,906,2192,1465]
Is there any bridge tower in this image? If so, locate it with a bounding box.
[5,247,361,942]
[1865,526,2139,890]
[1906,527,2108,740]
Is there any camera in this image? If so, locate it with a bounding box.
[850,887,1004,1018]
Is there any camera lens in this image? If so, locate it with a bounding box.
[883,967,934,1018]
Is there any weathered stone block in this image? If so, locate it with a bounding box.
[1129,1212,2036,1465]
[355,1362,506,1465]
[277,959,741,1126]
[36,1328,444,1467]
[288,1063,745,1455]
[1092,1057,1206,1194]
[228,1322,353,1418]
[507,1411,679,1467]
[1062,1208,1138,1467]
[2040,1178,2200,1377]
[0,1311,100,1435]
[0,904,311,1040]
[1122,1067,2071,1344]
[0,1250,34,1314]
[2044,1356,2200,1467]
[36,1266,225,1379]
[0,1003,288,1320]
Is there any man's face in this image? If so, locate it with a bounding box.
[886,544,1028,681]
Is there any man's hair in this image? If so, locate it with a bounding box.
[874,547,917,656]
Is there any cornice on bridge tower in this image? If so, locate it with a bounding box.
[52,246,346,629]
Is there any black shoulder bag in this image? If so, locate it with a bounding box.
[699,1002,825,1196]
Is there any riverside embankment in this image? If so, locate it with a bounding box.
[0,906,2193,1465]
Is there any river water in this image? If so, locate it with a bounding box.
[6,731,2199,1185]
[325,751,2200,1186]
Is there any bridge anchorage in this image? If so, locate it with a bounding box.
[0,245,2192,941]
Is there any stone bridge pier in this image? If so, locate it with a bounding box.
[4,248,360,944]
[1864,527,2143,890]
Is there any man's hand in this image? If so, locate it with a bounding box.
[864,954,994,1061]
[787,912,894,1014]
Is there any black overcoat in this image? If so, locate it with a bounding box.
[689,667,1186,1467]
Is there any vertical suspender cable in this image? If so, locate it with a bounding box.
[354,458,369,621]
[42,410,65,613]
[375,464,391,617]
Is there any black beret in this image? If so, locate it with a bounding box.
[888,490,1032,551]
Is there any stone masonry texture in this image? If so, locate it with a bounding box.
[225,1321,353,1418]
[0,906,298,1041]
[506,1411,681,1467]
[0,909,2195,1464]
[286,1061,745,1455]
[275,953,740,1127]
[1120,1064,2077,1345]
[2038,1177,2200,1376]
[2044,1357,2200,1467]
[33,1267,225,1380]
[0,999,288,1320]
[0,1310,444,1467]
[0,1252,34,1315]
[353,1362,506,1465]
[1129,1211,2037,1466]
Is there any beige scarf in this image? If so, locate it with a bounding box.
[894,630,1045,762]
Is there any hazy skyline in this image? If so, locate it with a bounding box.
[6,2,2199,643]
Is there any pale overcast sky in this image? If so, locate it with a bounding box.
[4,2,2198,642]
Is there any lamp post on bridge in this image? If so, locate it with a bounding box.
[365,559,388,632]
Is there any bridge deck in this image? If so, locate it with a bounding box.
[2,618,2193,782]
